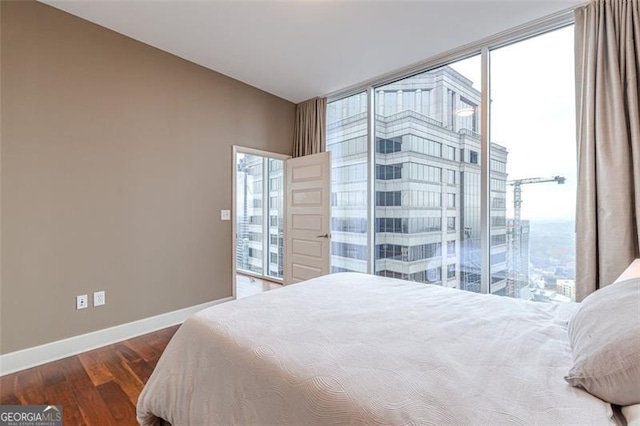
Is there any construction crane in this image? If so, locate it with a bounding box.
[506,175,565,297]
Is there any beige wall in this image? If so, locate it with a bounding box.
[0,1,295,354]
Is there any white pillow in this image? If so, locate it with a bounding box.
[623,404,640,426]
[564,277,640,406]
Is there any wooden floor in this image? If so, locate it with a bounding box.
[0,275,280,425]
[0,325,179,425]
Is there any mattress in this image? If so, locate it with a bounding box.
[137,272,615,425]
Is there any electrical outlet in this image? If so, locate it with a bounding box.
[221,210,231,221]
[94,290,106,307]
[76,294,88,310]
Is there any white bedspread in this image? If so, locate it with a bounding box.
[137,273,614,425]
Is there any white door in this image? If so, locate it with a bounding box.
[284,151,331,285]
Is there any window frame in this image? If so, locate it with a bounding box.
[326,12,575,297]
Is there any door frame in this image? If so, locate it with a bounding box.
[232,145,290,299]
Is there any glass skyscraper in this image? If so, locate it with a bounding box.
[328,63,510,295]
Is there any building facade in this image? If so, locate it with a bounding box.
[556,279,576,301]
[327,66,510,295]
[236,154,284,280]
[506,218,531,297]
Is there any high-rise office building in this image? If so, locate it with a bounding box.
[236,154,284,280]
[328,65,510,295]
[506,218,531,297]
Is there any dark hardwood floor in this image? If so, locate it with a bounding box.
[0,277,277,425]
[0,325,179,425]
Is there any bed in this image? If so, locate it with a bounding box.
[137,271,639,425]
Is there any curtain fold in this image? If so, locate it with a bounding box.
[575,0,640,301]
[293,97,327,157]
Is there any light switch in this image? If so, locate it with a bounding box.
[221,210,231,221]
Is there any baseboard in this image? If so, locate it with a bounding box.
[0,297,234,376]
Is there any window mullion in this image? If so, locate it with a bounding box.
[480,46,491,295]
[367,86,375,274]
[262,157,269,277]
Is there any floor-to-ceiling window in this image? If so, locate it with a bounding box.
[489,25,576,301]
[236,151,285,281]
[327,92,369,273]
[374,55,491,293]
[327,22,576,302]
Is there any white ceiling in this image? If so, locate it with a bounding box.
[42,1,584,104]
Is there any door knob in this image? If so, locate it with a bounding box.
[316,233,330,239]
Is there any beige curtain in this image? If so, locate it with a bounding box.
[575,0,640,301]
[293,97,327,157]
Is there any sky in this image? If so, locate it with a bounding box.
[450,25,576,222]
